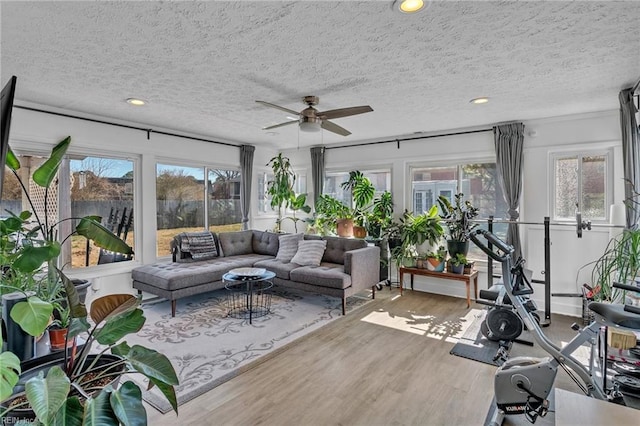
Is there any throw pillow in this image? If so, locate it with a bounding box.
[276,233,303,263]
[290,239,327,267]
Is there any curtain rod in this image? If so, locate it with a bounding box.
[14,105,240,148]
[324,128,493,150]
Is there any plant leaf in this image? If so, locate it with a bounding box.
[109,381,147,426]
[111,341,132,358]
[126,345,179,386]
[57,267,88,319]
[13,243,61,273]
[95,309,145,346]
[32,136,71,188]
[89,294,137,325]
[51,396,84,426]
[75,217,133,255]
[83,387,119,426]
[5,146,21,171]
[0,351,21,402]
[10,296,54,336]
[25,366,70,425]
[148,376,178,415]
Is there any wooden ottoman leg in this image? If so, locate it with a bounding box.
[171,300,176,317]
[372,285,376,299]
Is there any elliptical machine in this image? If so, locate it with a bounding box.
[470,229,640,425]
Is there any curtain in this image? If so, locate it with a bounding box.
[494,122,525,260]
[310,146,325,207]
[620,88,640,229]
[239,145,255,230]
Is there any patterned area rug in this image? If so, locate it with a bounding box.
[126,287,372,413]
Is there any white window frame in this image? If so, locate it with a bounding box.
[550,149,613,223]
[66,149,140,272]
[323,167,392,206]
[256,168,307,216]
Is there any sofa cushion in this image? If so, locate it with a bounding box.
[252,230,279,256]
[291,240,327,267]
[289,263,352,290]
[321,236,368,264]
[254,259,300,280]
[218,230,253,257]
[276,233,303,262]
[132,261,231,291]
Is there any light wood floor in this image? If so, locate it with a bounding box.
[147,288,585,426]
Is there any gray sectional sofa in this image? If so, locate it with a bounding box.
[131,230,381,317]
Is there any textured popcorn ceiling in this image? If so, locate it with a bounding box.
[1,1,639,149]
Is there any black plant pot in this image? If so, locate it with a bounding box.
[71,279,91,304]
[447,240,469,258]
[2,353,124,422]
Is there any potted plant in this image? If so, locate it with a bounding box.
[448,253,467,274]
[366,190,393,239]
[266,153,310,232]
[426,247,447,272]
[48,300,73,351]
[340,171,375,238]
[1,291,179,423]
[0,137,133,359]
[401,205,444,255]
[590,182,640,302]
[437,192,479,258]
[314,194,352,236]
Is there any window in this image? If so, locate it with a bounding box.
[156,163,242,256]
[257,170,307,214]
[323,169,391,206]
[1,152,137,269]
[411,162,507,260]
[552,152,610,221]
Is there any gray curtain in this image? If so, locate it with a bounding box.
[620,88,640,229]
[310,146,325,207]
[494,122,525,260]
[239,145,255,230]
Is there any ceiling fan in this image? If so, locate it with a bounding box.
[256,96,373,136]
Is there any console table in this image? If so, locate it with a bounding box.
[399,267,479,308]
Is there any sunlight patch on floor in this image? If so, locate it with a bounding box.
[361,308,484,343]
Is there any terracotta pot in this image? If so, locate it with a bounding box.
[353,225,367,239]
[48,328,74,351]
[336,218,354,237]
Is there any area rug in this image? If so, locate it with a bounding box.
[450,309,509,367]
[124,287,372,413]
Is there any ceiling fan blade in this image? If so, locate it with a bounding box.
[319,105,373,120]
[263,121,298,130]
[321,120,351,136]
[255,100,301,116]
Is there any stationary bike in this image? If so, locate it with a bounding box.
[470,229,640,425]
[477,256,539,362]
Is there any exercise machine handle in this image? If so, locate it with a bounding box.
[612,282,640,294]
[469,229,514,263]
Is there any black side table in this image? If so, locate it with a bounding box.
[223,270,275,324]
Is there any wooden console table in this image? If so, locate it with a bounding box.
[399,267,479,308]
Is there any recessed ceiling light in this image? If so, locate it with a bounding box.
[392,0,429,14]
[126,98,147,106]
[470,97,489,105]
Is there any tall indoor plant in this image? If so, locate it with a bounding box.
[437,192,479,257]
[266,153,310,232]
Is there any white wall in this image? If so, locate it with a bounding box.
[8,106,623,317]
[283,110,623,317]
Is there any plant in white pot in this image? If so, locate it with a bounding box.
[437,192,479,258]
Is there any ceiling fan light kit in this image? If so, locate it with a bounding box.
[256,96,373,137]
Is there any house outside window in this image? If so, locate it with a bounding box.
[156,163,242,257]
[551,151,611,222]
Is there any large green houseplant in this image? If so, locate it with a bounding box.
[437,192,479,257]
[266,153,310,232]
[590,184,640,302]
[0,136,133,342]
[1,292,179,424]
